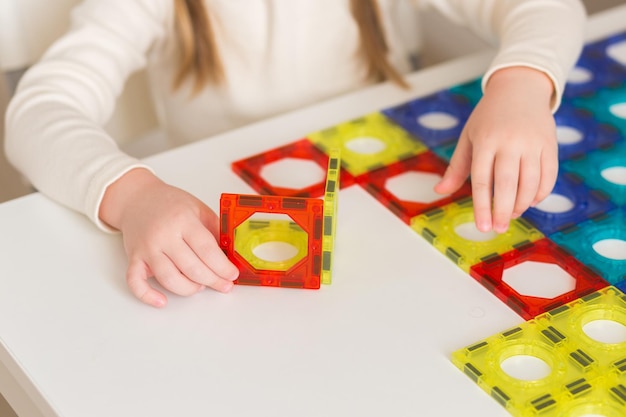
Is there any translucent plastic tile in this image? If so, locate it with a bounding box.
[552,373,626,417]
[321,149,341,285]
[538,287,626,371]
[562,140,626,206]
[219,194,323,289]
[307,112,427,177]
[521,171,615,236]
[231,138,355,198]
[356,151,471,224]
[409,198,544,272]
[573,84,626,137]
[431,140,457,162]
[234,219,309,272]
[551,208,626,285]
[382,90,473,148]
[449,77,483,106]
[564,31,626,98]
[554,102,622,161]
[452,287,626,417]
[470,238,608,320]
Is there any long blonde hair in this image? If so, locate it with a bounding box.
[173,0,408,92]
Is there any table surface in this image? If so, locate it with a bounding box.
[1,6,625,417]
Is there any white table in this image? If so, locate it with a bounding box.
[1,7,625,417]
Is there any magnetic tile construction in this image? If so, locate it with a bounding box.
[220,149,341,288]
[225,30,626,416]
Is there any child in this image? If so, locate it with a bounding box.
[5,0,587,307]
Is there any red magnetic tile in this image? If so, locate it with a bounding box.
[470,238,609,320]
[219,193,323,289]
[356,151,472,224]
[232,139,355,198]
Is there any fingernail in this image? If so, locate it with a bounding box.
[477,221,491,232]
[223,266,239,281]
[153,298,167,308]
[222,282,234,293]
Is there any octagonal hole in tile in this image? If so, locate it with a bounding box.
[260,157,325,190]
[592,239,626,260]
[234,212,308,271]
[503,261,576,299]
[417,111,459,130]
[533,193,575,213]
[600,165,626,185]
[385,171,445,203]
[567,66,593,84]
[607,39,626,66]
[556,125,584,145]
[454,222,498,242]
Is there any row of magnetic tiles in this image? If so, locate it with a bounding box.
[231,78,626,289]
[226,31,626,297]
[224,30,626,417]
[230,103,626,311]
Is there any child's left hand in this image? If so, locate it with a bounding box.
[434,66,558,233]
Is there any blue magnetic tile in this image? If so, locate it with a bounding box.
[564,31,626,98]
[522,171,615,235]
[555,102,623,161]
[382,90,473,148]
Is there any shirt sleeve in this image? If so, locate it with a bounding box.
[418,0,587,112]
[4,0,170,232]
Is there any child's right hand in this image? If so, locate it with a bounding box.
[99,168,239,308]
[434,66,558,234]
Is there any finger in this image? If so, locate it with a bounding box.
[126,258,168,308]
[198,205,221,238]
[492,153,520,233]
[512,154,541,218]
[533,145,559,206]
[435,132,472,194]
[470,148,495,232]
[172,236,235,293]
[185,228,239,282]
[150,251,205,297]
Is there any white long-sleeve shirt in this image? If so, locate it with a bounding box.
[5,0,586,231]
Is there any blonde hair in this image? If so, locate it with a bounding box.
[173,0,408,92]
